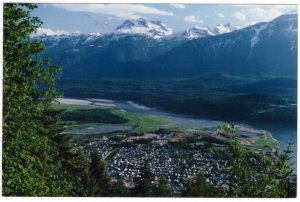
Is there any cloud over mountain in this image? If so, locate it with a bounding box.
[53,4,173,19]
[184,15,204,24]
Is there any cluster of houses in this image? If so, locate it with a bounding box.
[107,143,229,191]
[77,136,114,158]
[75,132,231,191]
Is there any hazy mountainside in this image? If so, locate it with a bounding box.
[147,13,297,78]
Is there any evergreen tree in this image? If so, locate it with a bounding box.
[133,162,155,196]
[3,3,73,196]
[71,149,93,196]
[84,150,111,196]
[182,171,222,197]
[225,139,296,198]
[226,140,257,197]
[153,177,173,197]
[269,141,296,197]
[109,177,130,197]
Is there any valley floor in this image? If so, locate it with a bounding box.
[53,97,283,191]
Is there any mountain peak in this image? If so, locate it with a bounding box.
[181,23,237,40]
[181,25,215,39]
[114,18,173,39]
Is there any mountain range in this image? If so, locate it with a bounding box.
[35,12,297,79]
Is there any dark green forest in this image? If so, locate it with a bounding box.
[58,77,297,124]
[2,4,297,197]
[61,109,128,124]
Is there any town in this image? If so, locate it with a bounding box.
[108,143,229,192]
[74,126,277,192]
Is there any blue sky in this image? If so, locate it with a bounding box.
[32,4,297,35]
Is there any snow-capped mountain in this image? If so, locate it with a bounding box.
[148,12,297,78]
[35,32,103,48]
[35,18,237,43]
[178,23,237,40]
[180,25,215,39]
[111,18,237,40]
[113,18,173,39]
[213,23,237,34]
[34,12,297,79]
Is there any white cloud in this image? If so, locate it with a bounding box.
[184,15,204,24]
[232,7,285,28]
[272,5,297,9]
[170,4,186,9]
[34,28,80,36]
[241,8,283,22]
[215,12,225,18]
[52,4,173,19]
[232,8,283,22]
[232,11,247,21]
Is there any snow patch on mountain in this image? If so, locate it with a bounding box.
[250,23,268,48]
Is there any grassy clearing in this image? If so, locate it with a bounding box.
[252,132,280,151]
[112,109,177,133]
[52,103,97,111]
[53,102,179,134]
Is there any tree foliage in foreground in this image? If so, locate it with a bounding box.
[2,4,130,196]
[223,140,296,198]
[133,162,155,197]
[182,171,223,197]
[3,3,77,196]
[181,140,296,198]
